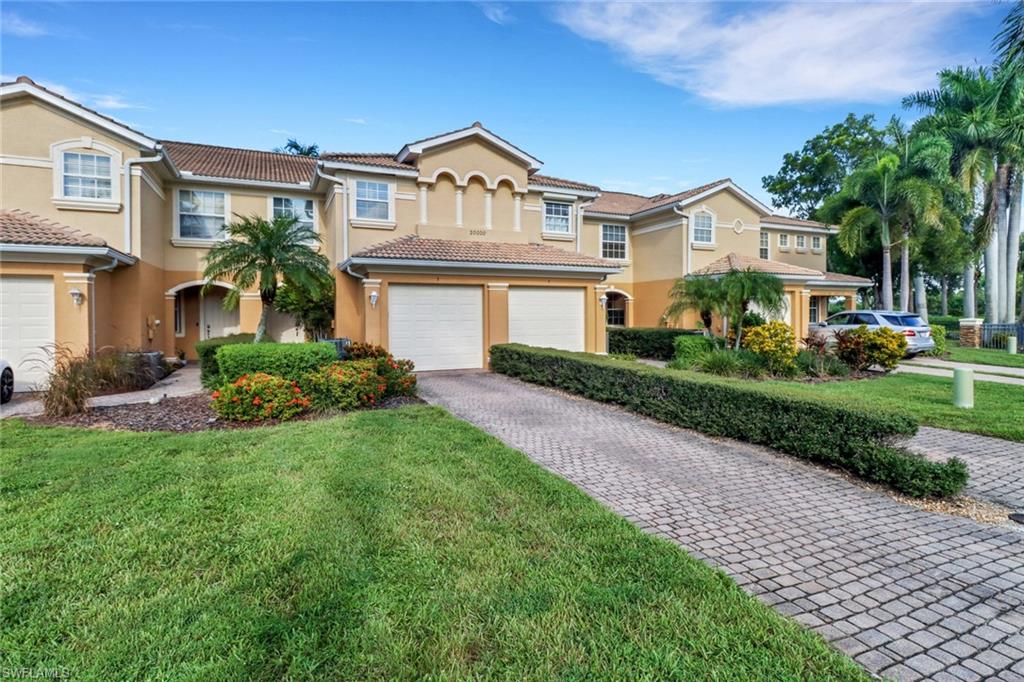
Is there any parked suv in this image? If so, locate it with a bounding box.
[814,310,935,356]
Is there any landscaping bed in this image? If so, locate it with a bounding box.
[1,408,864,680]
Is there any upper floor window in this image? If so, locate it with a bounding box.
[601,224,627,260]
[544,202,572,234]
[178,189,226,240]
[62,152,112,200]
[796,234,807,250]
[355,180,390,220]
[692,211,713,244]
[272,196,315,232]
[759,231,769,260]
[778,233,789,248]
[812,235,823,250]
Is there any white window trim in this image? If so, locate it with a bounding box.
[268,195,318,233]
[350,178,396,227]
[812,235,823,252]
[542,200,574,237]
[795,234,807,252]
[690,206,716,245]
[778,233,790,250]
[759,230,770,260]
[809,296,820,324]
[50,137,122,211]
[173,187,231,246]
[600,223,629,261]
[174,293,185,337]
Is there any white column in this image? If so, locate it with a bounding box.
[484,191,493,230]
[418,183,428,224]
[513,193,522,231]
[455,189,464,227]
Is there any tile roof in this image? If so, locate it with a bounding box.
[691,252,823,278]
[402,121,541,165]
[586,178,732,217]
[529,174,600,192]
[319,152,413,169]
[817,271,873,285]
[0,209,108,247]
[351,235,618,269]
[160,140,317,184]
[762,214,834,229]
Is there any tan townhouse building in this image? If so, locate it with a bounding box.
[0,76,868,386]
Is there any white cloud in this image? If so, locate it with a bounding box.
[343,117,367,125]
[270,128,295,135]
[1,11,50,37]
[4,74,149,113]
[553,2,976,106]
[90,94,148,110]
[476,2,513,25]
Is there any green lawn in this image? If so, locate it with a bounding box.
[0,408,863,681]
[945,346,1024,369]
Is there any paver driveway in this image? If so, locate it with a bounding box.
[908,428,1024,510]
[420,373,1024,682]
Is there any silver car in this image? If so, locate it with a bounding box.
[815,310,936,356]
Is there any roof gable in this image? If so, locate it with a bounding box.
[396,122,542,172]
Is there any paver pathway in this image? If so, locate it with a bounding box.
[908,427,1024,510]
[420,373,1024,682]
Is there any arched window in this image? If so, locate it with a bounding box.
[50,137,122,210]
[606,292,627,327]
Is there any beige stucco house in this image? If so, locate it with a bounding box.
[0,76,868,387]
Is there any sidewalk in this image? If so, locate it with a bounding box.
[0,366,203,419]
[897,357,1024,385]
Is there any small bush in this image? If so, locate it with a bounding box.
[302,359,387,411]
[667,334,717,369]
[216,342,336,384]
[926,325,947,357]
[490,344,966,498]
[795,349,850,378]
[195,334,256,388]
[608,327,702,361]
[375,356,417,397]
[34,346,159,417]
[211,373,310,422]
[864,327,907,371]
[743,321,797,374]
[834,327,870,371]
[693,349,743,376]
[344,342,390,360]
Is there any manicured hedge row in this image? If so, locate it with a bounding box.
[490,344,967,498]
[195,334,255,388]
[608,327,703,361]
[216,342,337,384]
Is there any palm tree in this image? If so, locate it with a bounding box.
[720,269,785,349]
[664,275,726,332]
[996,0,1024,73]
[202,215,331,342]
[274,138,320,157]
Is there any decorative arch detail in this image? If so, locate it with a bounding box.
[461,170,492,189]
[164,279,236,296]
[490,174,522,193]
[604,287,633,300]
[427,167,462,186]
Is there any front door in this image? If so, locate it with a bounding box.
[200,288,240,340]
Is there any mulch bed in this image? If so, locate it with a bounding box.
[28,394,426,433]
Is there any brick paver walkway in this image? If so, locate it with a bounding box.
[908,427,1024,510]
[420,373,1024,682]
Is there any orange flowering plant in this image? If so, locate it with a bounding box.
[211,372,310,422]
[302,359,387,411]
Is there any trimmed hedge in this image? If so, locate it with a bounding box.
[490,344,967,498]
[216,342,337,384]
[195,334,255,388]
[608,327,703,361]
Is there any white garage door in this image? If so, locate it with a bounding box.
[0,276,55,391]
[388,285,483,371]
[508,287,585,351]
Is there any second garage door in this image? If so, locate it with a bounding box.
[508,287,585,351]
[0,275,55,391]
[388,285,483,371]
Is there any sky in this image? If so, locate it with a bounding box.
[0,1,1010,208]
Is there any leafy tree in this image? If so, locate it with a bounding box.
[274,272,335,341]
[274,138,320,157]
[719,270,785,349]
[203,215,330,342]
[996,0,1024,73]
[762,114,884,219]
[664,275,726,331]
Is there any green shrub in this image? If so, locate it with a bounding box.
[864,327,908,371]
[692,349,743,376]
[374,356,417,397]
[490,344,966,498]
[608,352,637,362]
[211,373,310,422]
[608,327,703,361]
[743,321,797,374]
[667,334,717,369]
[834,327,870,371]
[795,349,850,378]
[302,359,387,411]
[344,342,390,360]
[926,325,947,357]
[929,315,961,335]
[216,342,336,384]
[195,333,255,388]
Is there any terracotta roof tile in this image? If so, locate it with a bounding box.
[587,178,732,217]
[351,235,618,269]
[691,252,823,278]
[319,152,413,169]
[529,174,599,192]
[160,140,317,184]
[762,214,834,229]
[0,209,108,247]
[818,271,873,285]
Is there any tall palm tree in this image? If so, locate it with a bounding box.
[719,269,785,349]
[203,215,330,342]
[275,138,320,157]
[664,275,726,332]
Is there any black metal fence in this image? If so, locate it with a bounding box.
[981,323,1023,350]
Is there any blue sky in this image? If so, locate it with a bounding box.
[1,1,1009,207]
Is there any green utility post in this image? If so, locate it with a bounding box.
[1008,337,1018,355]
[953,368,974,409]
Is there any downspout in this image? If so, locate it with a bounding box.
[576,200,593,252]
[122,148,165,256]
[316,164,348,262]
[87,257,120,353]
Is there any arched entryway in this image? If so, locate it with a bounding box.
[165,280,240,359]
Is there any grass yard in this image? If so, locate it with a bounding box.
[945,346,1024,370]
[0,407,863,681]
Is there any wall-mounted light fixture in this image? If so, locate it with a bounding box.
[69,288,84,306]
[369,291,379,309]
[599,294,608,309]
